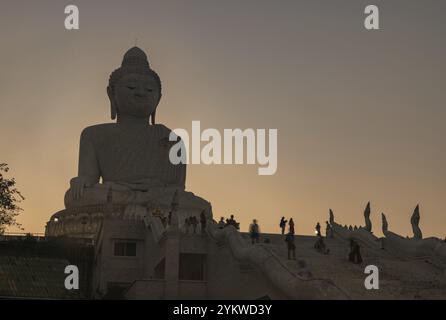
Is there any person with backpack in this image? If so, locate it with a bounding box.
[249,219,260,244]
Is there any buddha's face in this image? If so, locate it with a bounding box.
[111,73,160,119]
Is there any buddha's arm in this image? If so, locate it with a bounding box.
[169,136,186,189]
[161,146,186,189]
[70,129,100,199]
[160,125,187,189]
[176,162,186,189]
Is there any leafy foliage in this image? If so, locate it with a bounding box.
[0,163,24,234]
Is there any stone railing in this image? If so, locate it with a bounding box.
[206,222,349,300]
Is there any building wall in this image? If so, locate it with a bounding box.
[94,218,150,296]
[95,219,287,299]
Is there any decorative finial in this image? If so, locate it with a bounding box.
[329,209,334,224]
[364,201,372,232]
[411,204,422,240]
[381,213,388,234]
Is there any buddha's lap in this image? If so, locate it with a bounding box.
[64,183,210,211]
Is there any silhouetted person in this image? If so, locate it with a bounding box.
[184,217,190,234]
[279,217,288,235]
[200,210,207,234]
[325,221,333,238]
[315,222,321,237]
[348,239,363,264]
[218,217,225,229]
[168,211,172,226]
[191,216,198,233]
[249,219,260,244]
[289,218,295,234]
[285,232,296,260]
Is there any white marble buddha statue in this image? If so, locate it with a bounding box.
[64,47,211,218]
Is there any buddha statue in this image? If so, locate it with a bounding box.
[63,47,211,221]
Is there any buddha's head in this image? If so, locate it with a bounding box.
[107,47,162,124]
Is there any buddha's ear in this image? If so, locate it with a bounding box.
[150,109,156,125]
[107,86,117,120]
[151,93,162,125]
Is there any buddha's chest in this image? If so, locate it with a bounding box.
[94,129,170,174]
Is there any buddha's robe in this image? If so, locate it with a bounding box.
[64,123,210,216]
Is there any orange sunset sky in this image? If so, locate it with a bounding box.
[0,0,445,238]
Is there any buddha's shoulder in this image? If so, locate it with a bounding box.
[153,123,174,137]
[80,123,118,139]
[80,123,174,138]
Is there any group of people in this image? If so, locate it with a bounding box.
[184,210,207,234]
[284,219,333,258]
[217,214,240,230]
[279,217,297,260]
[185,211,363,264]
[279,217,295,235]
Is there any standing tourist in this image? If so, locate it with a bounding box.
[249,219,260,244]
[279,217,288,235]
[289,218,295,235]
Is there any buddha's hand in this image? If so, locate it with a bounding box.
[69,176,92,200]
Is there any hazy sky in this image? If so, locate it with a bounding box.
[0,0,445,237]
